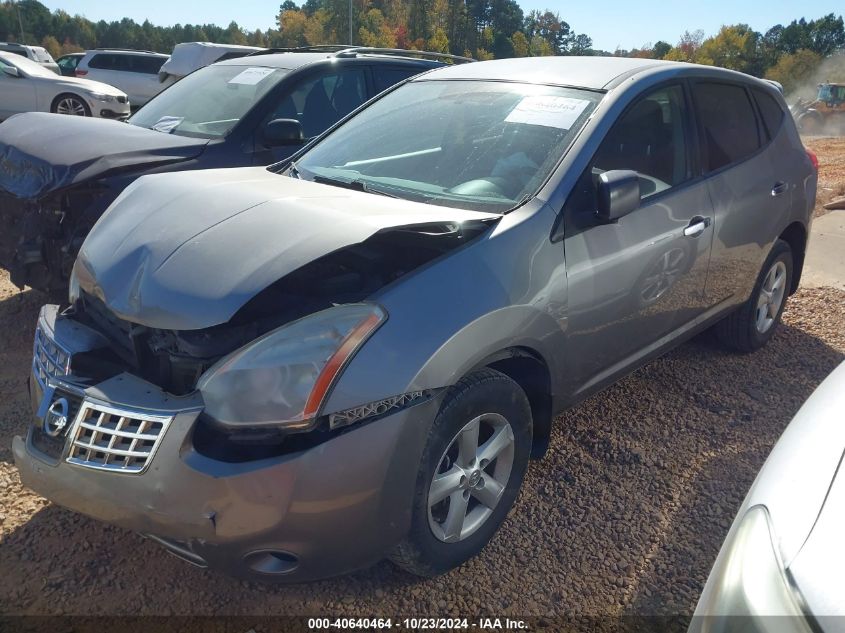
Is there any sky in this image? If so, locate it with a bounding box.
[38,0,844,52]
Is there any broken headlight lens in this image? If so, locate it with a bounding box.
[197,303,386,431]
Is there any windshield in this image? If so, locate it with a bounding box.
[294,80,601,213]
[128,64,287,139]
[0,53,55,78]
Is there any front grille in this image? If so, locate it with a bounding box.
[66,401,172,473]
[30,388,84,460]
[33,325,71,388]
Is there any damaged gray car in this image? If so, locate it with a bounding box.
[14,57,816,581]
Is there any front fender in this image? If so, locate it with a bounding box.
[322,202,568,416]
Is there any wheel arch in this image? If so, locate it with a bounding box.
[50,92,90,115]
[471,347,553,460]
[778,221,808,294]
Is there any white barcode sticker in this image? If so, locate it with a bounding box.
[228,67,275,85]
[505,96,590,129]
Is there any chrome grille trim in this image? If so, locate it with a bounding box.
[66,401,172,474]
[33,325,71,388]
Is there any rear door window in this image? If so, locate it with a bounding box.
[693,82,762,172]
[752,88,785,140]
[127,55,166,74]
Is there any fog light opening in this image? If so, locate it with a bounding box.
[244,549,300,575]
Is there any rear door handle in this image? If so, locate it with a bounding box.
[772,181,788,196]
[684,216,711,238]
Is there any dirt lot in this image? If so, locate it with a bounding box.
[0,271,843,618]
[0,140,844,621]
[804,136,845,215]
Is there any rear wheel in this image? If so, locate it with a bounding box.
[51,94,91,117]
[389,368,532,577]
[715,239,793,353]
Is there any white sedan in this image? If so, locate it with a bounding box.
[0,51,129,121]
[692,361,845,632]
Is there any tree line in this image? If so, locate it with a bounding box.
[1,0,843,95]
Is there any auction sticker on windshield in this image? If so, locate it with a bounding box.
[228,67,276,85]
[505,95,590,129]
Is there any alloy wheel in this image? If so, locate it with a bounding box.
[427,413,515,543]
[755,260,787,334]
[55,97,88,116]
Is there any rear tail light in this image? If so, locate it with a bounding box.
[75,69,87,77]
[806,148,819,172]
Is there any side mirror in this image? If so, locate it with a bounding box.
[1,66,20,78]
[263,118,304,147]
[596,170,640,222]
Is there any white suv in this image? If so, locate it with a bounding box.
[0,42,59,74]
[75,49,169,106]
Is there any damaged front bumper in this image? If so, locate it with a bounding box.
[13,305,436,581]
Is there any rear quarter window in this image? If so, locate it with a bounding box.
[752,88,786,140]
[373,67,424,94]
[693,82,762,172]
[88,54,119,70]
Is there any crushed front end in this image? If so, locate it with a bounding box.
[13,301,442,581]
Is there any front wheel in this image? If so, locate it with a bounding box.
[389,368,532,577]
[52,94,91,117]
[715,239,793,353]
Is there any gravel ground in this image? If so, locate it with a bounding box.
[804,136,845,216]
[0,263,843,618]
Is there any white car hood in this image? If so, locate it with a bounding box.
[739,361,845,567]
[75,167,499,330]
[44,75,126,97]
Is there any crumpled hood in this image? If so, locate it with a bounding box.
[76,167,499,330]
[0,113,208,200]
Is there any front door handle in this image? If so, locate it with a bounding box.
[772,181,788,197]
[684,216,711,238]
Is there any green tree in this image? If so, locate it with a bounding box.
[427,25,449,52]
[764,48,822,95]
[511,30,529,57]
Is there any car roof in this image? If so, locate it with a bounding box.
[214,51,441,71]
[86,49,168,58]
[412,56,691,90]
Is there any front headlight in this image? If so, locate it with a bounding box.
[692,506,812,632]
[88,92,116,102]
[198,303,386,431]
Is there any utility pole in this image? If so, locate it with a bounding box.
[348,0,353,44]
[15,0,26,42]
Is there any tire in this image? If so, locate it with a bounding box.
[51,93,91,117]
[798,113,822,135]
[389,368,532,577]
[715,239,793,353]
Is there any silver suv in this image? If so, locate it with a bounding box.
[14,57,817,582]
[0,42,58,74]
[75,48,169,106]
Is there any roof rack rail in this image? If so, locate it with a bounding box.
[247,45,474,64]
[248,45,353,56]
[334,47,475,64]
[93,47,162,54]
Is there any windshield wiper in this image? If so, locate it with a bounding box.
[311,174,398,198]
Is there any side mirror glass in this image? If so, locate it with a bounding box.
[263,118,304,147]
[1,66,20,78]
[596,170,640,222]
